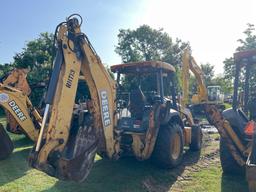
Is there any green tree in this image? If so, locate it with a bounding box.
[115,25,187,65]
[0,63,14,115]
[223,57,235,81]
[1,32,113,107]
[13,32,54,83]
[212,75,233,94]
[237,23,256,51]
[223,23,256,95]
[115,25,188,91]
[0,63,13,78]
[12,32,54,106]
[200,63,214,86]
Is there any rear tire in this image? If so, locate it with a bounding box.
[152,123,184,168]
[220,137,245,175]
[190,125,202,151]
[0,123,14,160]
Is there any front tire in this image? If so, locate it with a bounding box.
[220,137,244,175]
[190,125,202,151]
[152,123,184,168]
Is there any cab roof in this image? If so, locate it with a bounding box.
[110,61,176,74]
[234,50,256,66]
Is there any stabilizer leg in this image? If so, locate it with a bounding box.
[0,123,14,160]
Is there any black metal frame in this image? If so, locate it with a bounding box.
[115,69,178,108]
[232,50,256,112]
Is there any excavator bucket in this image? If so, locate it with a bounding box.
[56,112,98,182]
[30,111,98,182]
[0,123,14,160]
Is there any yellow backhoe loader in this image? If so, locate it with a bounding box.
[0,69,42,159]
[1,68,32,134]
[26,14,202,182]
[2,14,254,191]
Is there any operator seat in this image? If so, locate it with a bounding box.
[129,86,146,120]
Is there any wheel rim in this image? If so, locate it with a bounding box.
[171,133,181,160]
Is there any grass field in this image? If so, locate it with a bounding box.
[0,117,249,192]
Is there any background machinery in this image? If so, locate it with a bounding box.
[181,48,208,106]
[1,68,32,134]
[181,48,256,191]
[219,49,256,191]
[0,69,42,159]
[207,85,224,104]
[181,49,225,115]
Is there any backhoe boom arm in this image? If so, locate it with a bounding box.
[30,15,119,182]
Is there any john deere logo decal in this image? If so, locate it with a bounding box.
[8,100,27,121]
[0,93,9,103]
[100,90,111,127]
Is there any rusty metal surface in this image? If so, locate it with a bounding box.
[57,112,98,182]
[110,61,176,74]
[204,104,246,166]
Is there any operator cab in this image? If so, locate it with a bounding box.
[207,85,224,102]
[111,61,177,133]
[223,50,256,140]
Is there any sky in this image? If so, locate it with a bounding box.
[0,0,255,74]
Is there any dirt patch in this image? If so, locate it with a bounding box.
[142,132,220,192]
[170,149,219,192]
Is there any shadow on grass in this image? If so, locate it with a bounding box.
[221,173,248,192]
[12,135,34,148]
[0,135,33,187]
[0,147,31,186]
[44,150,201,192]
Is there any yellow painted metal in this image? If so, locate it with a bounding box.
[184,127,192,146]
[36,19,119,164]
[38,25,83,163]
[2,68,32,134]
[80,36,119,158]
[180,48,208,126]
[0,84,39,141]
[132,105,161,160]
[204,104,246,166]
[3,68,31,95]
[181,51,190,108]
[223,120,246,153]
[182,108,195,126]
[181,49,208,106]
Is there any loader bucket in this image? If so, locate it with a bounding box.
[0,123,14,160]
